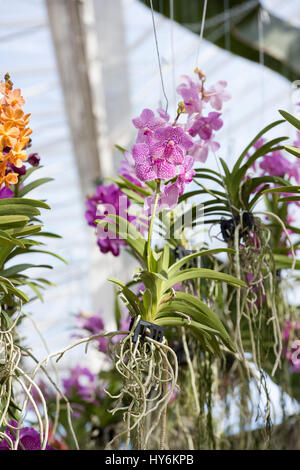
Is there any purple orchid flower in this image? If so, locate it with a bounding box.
[27,152,40,167]
[188,112,223,141]
[0,421,53,450]
[176,75,202,115]
[152,126,194,165]
[62,366,100,403]
[0,186,13,198]
[189,137,220,163]
[176,155,196,195]
[132,108,165,143]
[85,183,134,256]
[206,80,231,110]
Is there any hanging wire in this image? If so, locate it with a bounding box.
[194,0,235,220]
[150,0,169,113]
[194,0,208,69]
[169,0,177,115]
[258,5,266,126]
[223,0,234,167]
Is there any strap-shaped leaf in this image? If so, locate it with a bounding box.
[193,173,223,186]
[117,175,151,197]
[0,204,40,217]
[18,178,54,197]
[283,145,300,158]
[0,198,50,210]
[155,316,233,353]
[157,309,220,335]
[0,215,29,229]
[279,110,300,130]
[262,185,300,195]
[18,165,41,183]
[9,224,43,237]
[108,277,144,316]
[157,244,170,272]
[279,196,300,202]
[233,119,285,173]
[0,263,52,277]
[248,185,270,210]
[96,215,146,261]
[158,293,234,350]
[13,249,67,264]
[274,254,300,270]
[0,231,21,247]
[2,282,29,302]
[241,175,289,203]
[164,267,246,292]
[168,248,235,276]
[238,139,288,180]
[117,188,145,205]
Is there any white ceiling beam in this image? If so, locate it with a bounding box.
[46,0,112,195]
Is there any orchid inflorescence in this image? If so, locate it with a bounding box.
[85,69,230,256]
[0,74,33,188]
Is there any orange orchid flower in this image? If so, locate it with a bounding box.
[4,172,18,186]
[19,127,33,148]
[0,74,32,188]
[0,122,20,149]
[4,88,25,109]
[0,107,30,128]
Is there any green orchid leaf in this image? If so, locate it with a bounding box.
[241,175,289,204]
[114,144,127,153]
[233,119,285,173]
[142,288,152,313]
[96,215,146,262]
[283,145,300,158]
[238,138,288,180]
[117,188,145,205]
[114,288,122,330]
[168,248,235,276]
[9,224,43,237]
[18,178,54,197]
[0,204,41,217]
[261,185,300,195]
[273,254,300,270]
[18,165,42,183]
[158,293,234,350]
[279,110,300,130]
[279,196,300,202]
[0,198,50,210]
[108,277,143,316]
[164,268,247,292]
[0,263,52,277]
[0,215,29,229]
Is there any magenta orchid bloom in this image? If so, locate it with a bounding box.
[0,421,53,450]
[152,126,193,165]
[132,108,165,143]
[259,150,300,181]
[132,125,193,182]
[144,182,180,215]
[132,142,177,181]
[0,186,13,198]
[85,183,134,256]
[189,112,223,141]
[206,80,231,110]
[176,75,202,115]
[189,137,220,163]
[118,151,144,188]
[176,155,196,195]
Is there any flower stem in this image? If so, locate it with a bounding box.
[147,180,161,271]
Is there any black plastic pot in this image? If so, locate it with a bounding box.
[220,212,254,242]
